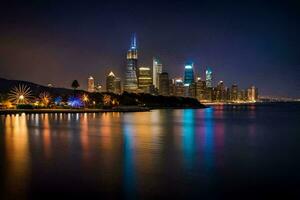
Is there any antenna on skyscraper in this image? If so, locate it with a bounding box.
[131,33,137,49]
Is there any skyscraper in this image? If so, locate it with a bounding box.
[124,34,138,92]
[184,62,195,86]
[216,81,226,101]
[196,77,206,101]
[114,77,122,94]
[174,78,184,96]
[159,72,169,96]
[247,86,258,102]
[106,71,122,94]
[206,67,213,88]
[153,58,162,89]
[231,84,238,101]
[88,76,95,92]
[106,71,116,93]
[138,67,152,93]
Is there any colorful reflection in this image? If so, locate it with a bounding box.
[182,109,196,168]
[122,114,136,199]
[203,108,215,171]
[42,114,52,158]
[80,113,89,161]
[3,114,30,199]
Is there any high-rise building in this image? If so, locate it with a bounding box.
[184,62,195,86]
[247,86,258,102]
[174,78,184,97]
[106,71,122,94]
[196,77,206,101]
[216,81,226,101]
[159,72,169,96]
[153,58,162,89]
[124,34,138,92]
[206,67,213,88]
[114,77,122,94]
[95,83,103,93]
[106,71,116,93]
[138,67,152,93]
[169,79,175,96]
[205,87,213,102]
[238,89,247,101]
[188,83,196,98]
[231,84,238,101]
[88,76,95,92]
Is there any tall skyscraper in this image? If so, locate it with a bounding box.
[94,83,103,93]
[206,67,213,88]
[114,77,122,94]
[88,76,95,92]
[138,67,152,93]
[184,62,195,86]
[106,71,122,94]
[153,58,162,89]
[106,71,116,93]
[196,77,206,101]
[124,34,138,92]
[159,72,169,96]
[174,78,184,96]
[231,84,238,101]
[247,86,258,102]
[216,81,226,101]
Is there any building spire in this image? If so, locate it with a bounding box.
[131,33,137,49]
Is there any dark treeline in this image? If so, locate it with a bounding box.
[0,78,205,108]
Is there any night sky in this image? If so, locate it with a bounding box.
[0,0,299,98]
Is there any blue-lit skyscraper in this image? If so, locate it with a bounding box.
[124,34,138,92]
[184,62,195,86]
[206,67,212,88]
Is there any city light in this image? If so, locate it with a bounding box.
[82,94,89,103]
[8,84,33,104]
[39,92,51,106]
[68,96,83,108]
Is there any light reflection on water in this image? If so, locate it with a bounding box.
[1,105,300,198]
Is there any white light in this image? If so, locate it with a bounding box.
[185,65,192,69]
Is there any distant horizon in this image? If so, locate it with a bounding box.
[0,1,299,98]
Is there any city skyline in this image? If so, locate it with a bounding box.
[0,1,299,98]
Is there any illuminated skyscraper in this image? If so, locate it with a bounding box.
[184,62,195,86]
[159,72,169,96]
[114,77,122,94]
[106,71,116,93]
[247,86,258,102]
[88,76,95,92]
[174,78,184,96]
[124,34,138,92]
[153,58,162,89]
[231,84,238,101]
[138,67,152,93]
[206,67,213,88]
[95,83,103,93]
[196,77,206,101]
[106,71,122,94]
[216,81,226,101]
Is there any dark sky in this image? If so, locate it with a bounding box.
[0,0,299,98]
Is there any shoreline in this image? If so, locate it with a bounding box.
[0,107,151,115]
[0,106,208,115]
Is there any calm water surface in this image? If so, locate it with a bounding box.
[0,104,300,199]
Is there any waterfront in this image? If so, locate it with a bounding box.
[0,103,300,199]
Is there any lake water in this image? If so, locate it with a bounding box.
[0,103,300,199]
